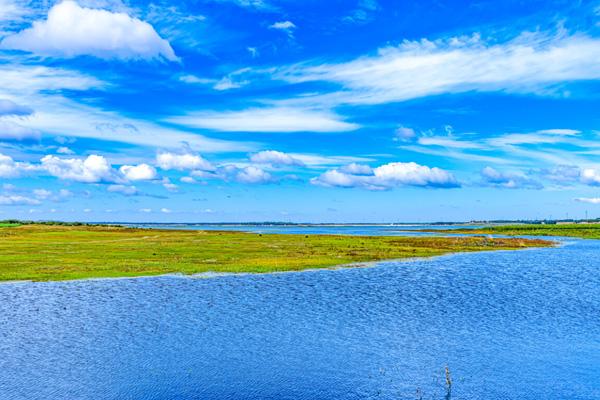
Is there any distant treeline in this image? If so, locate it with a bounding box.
[0,220,111,227]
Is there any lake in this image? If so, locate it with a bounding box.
[0,226,598,399]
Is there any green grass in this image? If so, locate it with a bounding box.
[429,223,600,239]
[0,224,553,281]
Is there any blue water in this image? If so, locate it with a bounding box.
[122,223,475,236]
[0,226,599,400]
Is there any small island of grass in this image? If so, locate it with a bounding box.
[0,224,553,281]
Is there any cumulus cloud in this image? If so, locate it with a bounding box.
[167,107,358,133]
[156,152,214,171]
[31,188,73,201]
[0,153,36,178]
[119,163,157,181]
[1,1,177,61]
[581,168,600,186]
[0,99,33,116]
[0,154,17,178]
[0,195,40,206]
[41,154,119,183]
[311,161,459,190]
[481,166,543,189]
[338,163,373,175]
[234,165,274,184]
[249,150,305,167]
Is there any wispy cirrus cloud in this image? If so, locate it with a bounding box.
[167,106,359,133]
[276,31,600,106]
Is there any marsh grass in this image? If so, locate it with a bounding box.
[0,224,552,281]
[427,223,600,239]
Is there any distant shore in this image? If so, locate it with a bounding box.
[0,224,552,282]
[418,223,600,239]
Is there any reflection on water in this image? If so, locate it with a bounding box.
[0,227,599,400]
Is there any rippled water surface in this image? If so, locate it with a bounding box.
[0,227,599,400]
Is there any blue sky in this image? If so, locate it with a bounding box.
[1,0,600,222]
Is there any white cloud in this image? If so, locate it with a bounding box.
[56,146,74,154]
[214,0,273,10]
[537,129,580,136]
[156,152,214,171]
[167,107,358,133]
[192,164,276,184]
[33,189,52,199]
[269,21,296,30]
[0,153,35,178]
[0,99,33,116]
[278,32,600,106]
[247,47,259,58]
[1,1,177,61]
[0,64,102,95]
[0,121,40,141]
[0,154,18,178]
[213,77,244,91]
[139,208,152,213]
[339,163,373,175]
[311,161,459,190]
[581,168,600,186]
[178,74,215,85]
[575,197,600,204]
[249,150,305,167]
[0,0,26,22]
[417,136,483,149]
[481,166,542,189]
[0,195,40,206]
[41,154,118,183]
[161,177,178,192]
[0,65,253,153]
[160,207,171,213]
[394,126,416,141]
[234,165,273,184]
[119,163,157,181]
[178,73,247,91]
[107,184,138,195]
[269,20,296,36]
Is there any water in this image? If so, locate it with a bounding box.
[121,223,476,236]
[0,226,599,400]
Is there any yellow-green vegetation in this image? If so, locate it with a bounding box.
[0,224,552,282]
[431,223,600,239]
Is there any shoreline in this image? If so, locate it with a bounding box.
[0,239,560,285]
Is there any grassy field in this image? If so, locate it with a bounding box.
[429,223,600,239]
[0,224,552,281]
